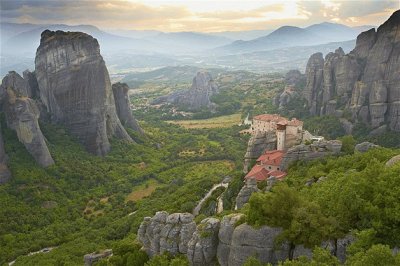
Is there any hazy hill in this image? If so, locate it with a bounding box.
[121,65,204,86]
[213,22,371,55]
[1,23,158,57]
[207,29,273,41]
[144,32,233,54]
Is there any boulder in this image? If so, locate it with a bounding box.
[187,218,220,266]
[35,30,132,156]
[112,82,143,134]
[385,155,400,167]
[84,249,112,266]
[354,142,379,153]
[235,178,259,210]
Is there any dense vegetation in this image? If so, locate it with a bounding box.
[0,112,247,265]
[243,147,400,264]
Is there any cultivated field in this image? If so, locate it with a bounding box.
[167,113,242,129]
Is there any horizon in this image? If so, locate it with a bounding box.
[0,0,398,33]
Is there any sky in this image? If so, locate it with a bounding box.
[0,0,399,32]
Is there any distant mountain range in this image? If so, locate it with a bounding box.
[213,22,374,54]
[0,21,374,76]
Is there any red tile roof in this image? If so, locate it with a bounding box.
[253,114,287,123]
[245,165,270,181]
[256,150,285,166]
[287,118,303,127]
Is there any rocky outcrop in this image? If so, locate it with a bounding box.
[273,87,299,110]
[280,140,342,170]
[187,218,220,266]
[1,71,31,98]
[386,154,400,167]
[153,71,218,111]
[303,10,400,131]
[137,211,197,257]
[219,216,289,266]
[354,142,379,153]
[285,70,305,87]
[3,87,54,167]
[138,211,355,265]
[303,52,324,115]
[35,30,132,156]
[0,124,11,183]
[243,131,276,172]
[112,82,143,134]
[235,178,259,209]
[84,249,113,266]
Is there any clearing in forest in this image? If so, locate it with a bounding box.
[167,113,242,129]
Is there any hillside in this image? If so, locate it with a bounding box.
[214,22,367,55]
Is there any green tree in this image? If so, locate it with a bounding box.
[340,135,356,154]
[346,244,399,266]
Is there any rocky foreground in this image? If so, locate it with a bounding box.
[138,211,353,266]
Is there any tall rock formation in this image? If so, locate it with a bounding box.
[35,30,132,155]
[112,82,143,134]
[303,10,400,131]
[243,131,276,172]
[0,124,11,183]
[3,87,54,167]
[0,71,54,168]
[303,53,324,115]
[153,71,219,111]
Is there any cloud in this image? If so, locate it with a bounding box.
[0,0,398,31]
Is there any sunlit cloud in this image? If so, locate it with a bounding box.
[0,0,398,32]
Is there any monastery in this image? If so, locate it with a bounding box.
[244,114,311,182]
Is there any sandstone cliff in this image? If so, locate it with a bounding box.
[303,10,400,131]
[138,212,354,265]
[243,131,276,172]
[112,82,143,134]
[35,30,132,155]
[137,211,197,257]
[153,71,218,111]
[3,87,54,167]
[0,71,54,168]
[280,140,342,171]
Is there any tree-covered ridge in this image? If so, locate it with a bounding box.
[243,147,400,264]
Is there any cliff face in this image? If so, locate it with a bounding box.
[138,212,353,265]
[153,71,218,111]
[112,82,143,134]
[35,30,132,155]
[3,87,54,167]
[0,124,11,184]
[0,71,54,168]
[303,10,400,131]
[243,131,276,172]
